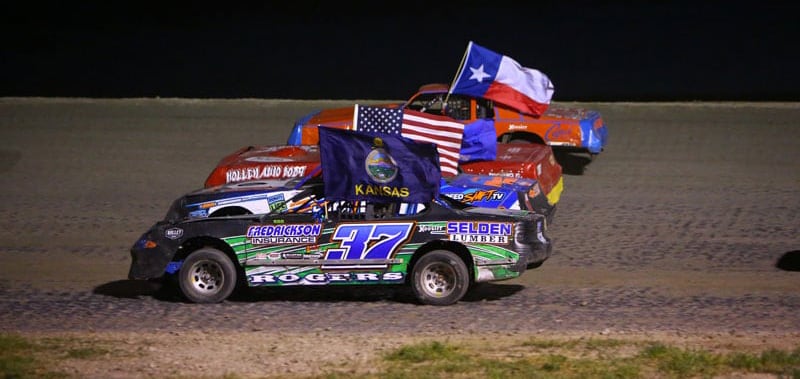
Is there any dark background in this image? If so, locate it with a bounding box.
[2,2,798,101]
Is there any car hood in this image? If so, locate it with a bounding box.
[205,145,321,188]
[542,104,600,121]
[305,102,401,128]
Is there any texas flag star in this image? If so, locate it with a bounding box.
[468,64,491,82]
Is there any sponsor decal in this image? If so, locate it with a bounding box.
[508,124,527,131]
[417,224,446,234]
[165,228,183,240]
[447,221,512,244]
[325,222,414,261]
[267,193,287,212]
[545,123,572,140]
[189,209,208,218]
[259,252,281,260]
[482,171,520,178]
[447,189,505,203]
[249,272,404,284]
[246,223,322,245]
[225,165,308,183]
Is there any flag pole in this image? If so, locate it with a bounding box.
[445,41,471,106]
[352,104,359,130]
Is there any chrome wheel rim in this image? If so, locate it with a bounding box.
[188,259,224,295]
[420,262,456,298]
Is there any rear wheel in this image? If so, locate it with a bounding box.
[411,250,470,306]
[178,248,237,303]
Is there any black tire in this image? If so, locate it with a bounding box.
[501,132,544,145]
[411,250,470,306]
[178,248,238,303]
[509,138,533,144]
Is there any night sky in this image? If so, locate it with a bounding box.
[2,2,798,101]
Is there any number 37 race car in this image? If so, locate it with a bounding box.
[129,129,553,305]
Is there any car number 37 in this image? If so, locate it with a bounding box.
[326,222,413,260]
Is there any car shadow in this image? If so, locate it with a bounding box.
[232,283,524,304]
[93,279,161,298]
[554,150,594,175]
[93,280,524,305]
[460,283,525,302]
[229,285,410,303]
[776,250,800,271]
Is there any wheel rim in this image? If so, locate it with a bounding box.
[187,259,225,295]
[420,262,457,298]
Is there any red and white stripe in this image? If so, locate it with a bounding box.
[401,109,464,177]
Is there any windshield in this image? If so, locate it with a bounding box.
[407,93,446,114]
[406,93,477,121]
[266,180,324,214]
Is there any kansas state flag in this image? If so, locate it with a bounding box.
[450,41,554,116]
[318,127,441,203]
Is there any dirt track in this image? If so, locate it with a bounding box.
[0,99,798,376]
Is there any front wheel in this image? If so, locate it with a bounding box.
[178,248,237,303]
[411,250,470,306]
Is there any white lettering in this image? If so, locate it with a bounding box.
[328,273,350,282]
[382,272,404,281]
[249,236,317,245]
[249,275,277,284]
[354,273,379,281]
[278,274,300,283]
[449,234,509,243]
[305,273,328,283]
[282,165,307,177]
[249,272,406,285]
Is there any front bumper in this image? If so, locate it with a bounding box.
[128,228,178,280]
[129,244,174,280]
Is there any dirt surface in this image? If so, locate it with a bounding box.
[0,98,798,377]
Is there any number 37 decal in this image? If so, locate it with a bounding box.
[325,222,414,261]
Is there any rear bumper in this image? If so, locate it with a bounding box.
[581,116,608,154]
[474,259,527,282]
[526,233,553,267]
[514,217,553,267]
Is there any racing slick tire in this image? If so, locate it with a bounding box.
[411,250,470,306]
[178,248,238,303]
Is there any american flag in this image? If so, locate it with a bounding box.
[353,105,464,177]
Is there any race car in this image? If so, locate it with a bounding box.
[129,176,552,305]
[287,83,608,156]
[194,168,556,224]
[203,144,562,222]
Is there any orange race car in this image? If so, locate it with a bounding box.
[287,83,608,156]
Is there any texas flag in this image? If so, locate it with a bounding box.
[449,41,555,116]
